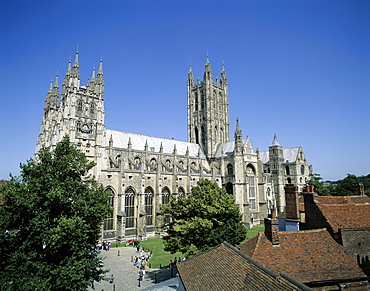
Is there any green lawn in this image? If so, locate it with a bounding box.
[138,237,182,269]
[111,225,264,269]
[246,225,264,240]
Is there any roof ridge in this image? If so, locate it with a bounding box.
[281,228,327,234]
[107,128,192,143]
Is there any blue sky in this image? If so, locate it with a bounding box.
[0,0,369,181]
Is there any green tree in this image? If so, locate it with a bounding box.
[306,173,331,196]
[0,136,111,291]
[160,179,247,257]
[332,173,370,196]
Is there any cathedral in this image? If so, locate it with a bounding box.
[36,52,312,241]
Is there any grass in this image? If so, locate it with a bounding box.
[246,225,264,240]
[138,237,182,269]
[110,225,265,269]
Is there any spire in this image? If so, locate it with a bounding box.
[234,118,242,139]
[53,74,59,90]
[204,53,212,80]
[188,63,194,86]
[73,51,79,71]
[220,61,227,85]
[127,137,132,149]
[234,118,243,154]
[144,140,148,151]
[91,67,96,79]
[272,134,280,146]
[97,59,103,77]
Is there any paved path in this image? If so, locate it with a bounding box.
[87,247,179,291]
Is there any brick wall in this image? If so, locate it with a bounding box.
[284,184,300,221]
[341,227,370,277]
[303,193,329,231]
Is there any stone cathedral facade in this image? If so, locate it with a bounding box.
[36,52,312,241]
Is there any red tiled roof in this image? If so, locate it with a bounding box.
[315,195,370,205]
[177,242,311,291]
[317,204,370,232]
[239,229,366,284]
[0,180,10,186]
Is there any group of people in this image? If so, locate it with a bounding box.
[98,241,111,251]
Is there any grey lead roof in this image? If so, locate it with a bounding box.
[259,147,301,164]
[214,136,255,157]
[105,129,206,158]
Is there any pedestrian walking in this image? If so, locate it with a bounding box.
[109,274,114,284]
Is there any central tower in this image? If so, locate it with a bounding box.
[187,57,230,158]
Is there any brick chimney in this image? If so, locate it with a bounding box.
[353,183,365,196]
[284,184,300,222]
[264,207,280,245]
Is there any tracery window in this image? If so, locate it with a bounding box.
[162,187,170,224]
[124,188,135,228]
[178,187,185,198]
[247,165,256,209]
[144,188,154,226]
[104,188,114,230]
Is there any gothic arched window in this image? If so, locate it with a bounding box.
[104,188,114,230]
[162,187,170,205]
[195,93,198,111]
[286,166,290,176]
[247,165,256,209]
[301,165,305,175]
[178,187,185,198]
[162,187,170,224]
[201,91,205,109]
[124,188,135,228]
[144,188,154,226]
[227,163,233,175]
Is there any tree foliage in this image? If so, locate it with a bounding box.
[306,173,370,197]
[306,173,332,196]
[160,179,247,257]
[0,136,111,290]
[331,173,370,196]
